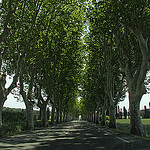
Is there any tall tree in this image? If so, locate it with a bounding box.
[109,1,150,136]
[0,0,28,136]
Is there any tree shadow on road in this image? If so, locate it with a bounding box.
[0,121,150,150]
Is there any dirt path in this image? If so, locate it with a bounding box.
[0,121,150,150]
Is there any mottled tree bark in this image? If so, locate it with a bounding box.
[65,112,68,122]
[0,0,18,43]
[0,103,3,136]
[96,103,100,124]
[101,107,106,126]
[109,102,116,129]
[0,64,20,136]
[56,107,59,124]
[87,113,90,121]
[96,110,100,124]
[128,29,148,137]
[129,90,145,137]
[41,103,48,127]
[60,110,62,123]
[25,102,34,130]
[93,110,96,123]
[63,111,66,122]
[115,25,148,136]
[51,103,55,125]
[90,113,92,122]
[91,112,94,122]
[20,71,34,130]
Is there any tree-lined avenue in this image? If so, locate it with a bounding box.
[0,0,150,138]
[0,121,150,150]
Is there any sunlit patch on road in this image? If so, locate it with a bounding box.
[0,121,150,150]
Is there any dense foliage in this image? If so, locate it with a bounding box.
[0,0,149,137]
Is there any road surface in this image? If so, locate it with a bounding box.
[0,121,150,150]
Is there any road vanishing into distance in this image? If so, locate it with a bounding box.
[0,121,150,150]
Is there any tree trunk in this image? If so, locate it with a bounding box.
[65,112,68,122]
[96,110,100,124]
[101,107,106,126]
[56,107,59,124]
[91,112,94,122]
[25,102,34,130]
[129,94,145,137]
[0,75,6,137]
[94,111,96,123]
[39,108,42,120]
[109,102,116,129]
[60,110,62,123]
[47,107,50,121]
[0,73,18,136]
[96,102,100,124]
[63,111,66,122]
[51,103,55,125]
[0,102,3,137]
[87,113,90,122]
[89,113,92,122]
[63,112,65,122]
[19,70,34,130]
[115,27,148,136]
[69,114,71,121]
[41,103,48,127]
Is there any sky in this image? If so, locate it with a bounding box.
[118,92,150,110]
[4,77,150,110]
[4,91,150,110]
[1,0,150,111]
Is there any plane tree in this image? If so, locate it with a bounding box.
[81,2,126,128]
[0,0,20,136]
[0,0,43,135]
[82,44,125,127]
[104,0,150,136]
[33,0,85,125]
[34,73,51,127]
[17,0,85,127]
[87,0,149,136]
[103,32,126,129]
[0,0,18,43]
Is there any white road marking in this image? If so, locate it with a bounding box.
[116,137,131,143]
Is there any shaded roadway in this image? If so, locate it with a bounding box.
[0,121,150,150]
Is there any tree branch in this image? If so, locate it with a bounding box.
[0,0,18,43]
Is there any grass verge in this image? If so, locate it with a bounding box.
[116,119,150,139]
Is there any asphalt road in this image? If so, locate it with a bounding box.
[0,120,150,150]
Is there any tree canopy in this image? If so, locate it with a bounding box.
[0,0,149,137]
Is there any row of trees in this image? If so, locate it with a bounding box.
[0,0,85,136]
[80,0,149,137]
[0,0,149,138]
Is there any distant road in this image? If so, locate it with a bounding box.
[0,121,150,150]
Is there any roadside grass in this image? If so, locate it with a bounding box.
[116,119,150,138]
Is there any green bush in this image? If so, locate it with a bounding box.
[99,115,109,121]
[34,120,52,129]
[34,120,42,128]
[2,108,41,136]
[2,108,26,123]
[106,115,109,120]
[2,122,26,136]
